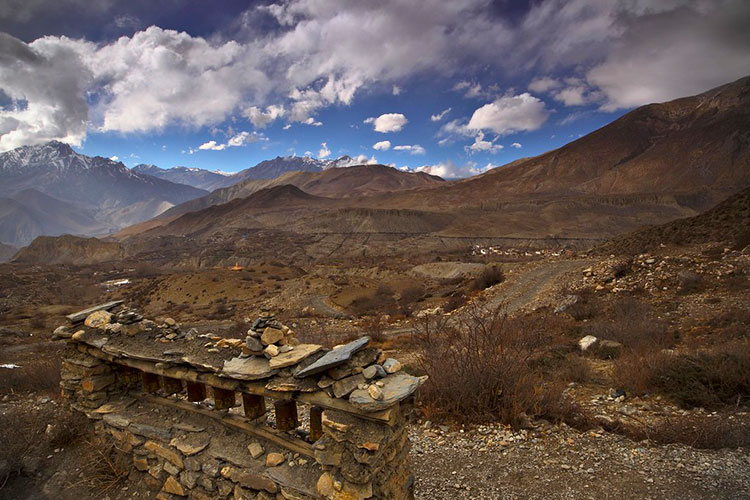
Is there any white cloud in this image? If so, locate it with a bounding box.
[587,0,750,111]
[528,76,560,93]
[430,108,451,122]
[283,124,292,130]
[393,144,426,155]
[197,131,260,151]
[511,142,522,148]
[337,154,378,166]
[243,104,285,128]
[392,85,401,95]
[109,155,119,162]
[303,117,322,126]
[364,113,408,133]
[318,142,331,159]
[414,160,481,179]
[373,140,391,151]
[467,93,549,135]
[467,132,503,154]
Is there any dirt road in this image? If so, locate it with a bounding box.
[482,259,594,315]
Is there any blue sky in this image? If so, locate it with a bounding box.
[1,1,749,178]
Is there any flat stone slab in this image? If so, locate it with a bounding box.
[170,432,211,456]
[295,336,370,378]
[222,356,279,380]
[66,300,124,323]
[349,372,423,411]
[265,376,319,393]
[268,344,322,369]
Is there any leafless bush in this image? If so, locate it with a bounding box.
[615,340,750,408]
[0,356,61,395]
[470,266,505,291]
[70,437,130,496]
[584,298,670,350]
[413,303,567,426]
[350,285,397,316]
[443,292,467,313]
[558,353,593,383]
[564,288,602,321]
[616,414,750,449]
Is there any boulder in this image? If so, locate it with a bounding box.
[84,310,112,328]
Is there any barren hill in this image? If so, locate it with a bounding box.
[596,186,750,255]
[12,234,125,265]
[380,75,750,212]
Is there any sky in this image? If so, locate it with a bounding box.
[1,0,749,178]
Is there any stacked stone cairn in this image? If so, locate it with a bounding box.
[57,301,422,500]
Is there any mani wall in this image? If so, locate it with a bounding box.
[54,301,423,500]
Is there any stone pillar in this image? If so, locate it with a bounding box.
[274,399,299,431]
[212,387,236,410]
[309,405,323,442]
[161,375,183,395]
[186,381,207,402]
[242,393,266,420]
[141,371,160,393]
[314,409,413,500]
[59,346,115,411]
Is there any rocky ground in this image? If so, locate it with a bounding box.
[411,418,750,499]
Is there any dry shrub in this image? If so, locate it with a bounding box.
[399,285,425,315]
[470,266,505,291]
[0,356,61,395]
[584,298,670,350]
[0,404,88,482]
[443,292,467,313]
[350,285,397,316]
[558,353,593,383]
[616,414,750,449]
[615,340,750,408]
[413,304,567,426]
[361,316,387,343]
[71,437,130,496]
[564,288,602,321]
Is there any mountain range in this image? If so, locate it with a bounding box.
[0,141,208,246]
[108,76,750,267]
[132,155,363,191]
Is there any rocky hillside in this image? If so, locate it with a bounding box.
[0,141,207,245]
[0,242,16,263]
[11,234,125,265]
[152,164,444,224]
[382,75,750,212]
[595,186,750,255]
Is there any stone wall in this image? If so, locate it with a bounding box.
[57,304,421,500]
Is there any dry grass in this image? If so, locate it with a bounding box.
[583,297,671,350]
[614,413,750,449]
[0,356,61,395]
[615,340,750,409]
[69,437,130,496]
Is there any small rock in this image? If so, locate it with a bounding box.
[247,442,264,459]
[363,364,386,380]
[368,385,384,400]
[382,358,401,374]
[266,452,285,467]
[264,344,280,357]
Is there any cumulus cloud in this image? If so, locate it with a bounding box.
[467,93,549,135]
[373,140,391,151]
[414,160,485,179]
[244,104,285,128]
[109,155,119,161]
[467,132,503,154]
[364,113,408,133]
[318,142,331,159]
[3,0,750,149]
[197,131,260,151]
[430,108,451,122]
[0,33,92,150]
[392,85,401,95]
[587,0,750,110]
[393,144,426,155]
[511,142,522,148]
[337,154,378,166]
[528,76,560,93]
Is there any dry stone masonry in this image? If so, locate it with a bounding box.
[56,302,423,500]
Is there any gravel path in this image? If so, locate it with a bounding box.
[410,422,750,500]
[483,259,594,314]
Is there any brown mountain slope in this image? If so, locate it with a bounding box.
[595,187,750,255]
[146,165,443,223]
[379,75,750,211]
[12,235,125,265]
